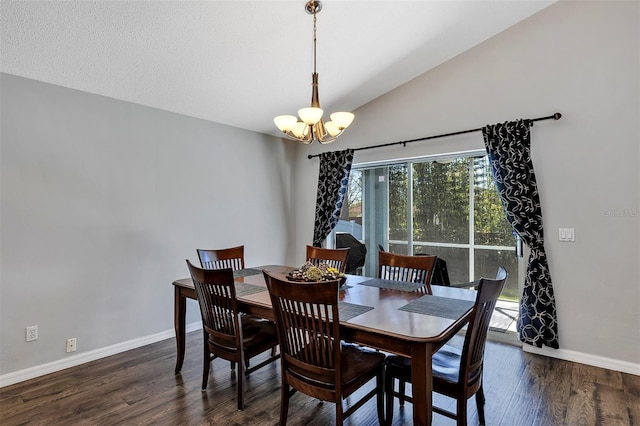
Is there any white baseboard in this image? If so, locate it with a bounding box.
[4,323,637,387]
[523,344,640,376]
[0,322,203,388]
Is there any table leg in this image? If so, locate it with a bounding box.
[174,286,186,373]
[411,343,433,426]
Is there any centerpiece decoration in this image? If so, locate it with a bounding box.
[287,261,346,284]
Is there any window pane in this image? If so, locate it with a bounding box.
[388,164,408,242]
[413,159,470,244]
[474,249,519,301]
[389,243,408,255]
[473,157,513,246]
[414,245,470,285]
[338,169,363,239]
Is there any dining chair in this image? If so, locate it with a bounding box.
[306,245,350,273]
[384,267,508,426]
[197,245,274,368]
[197,245,245,270]
[186,260,279,410]
[263,270,386,425]
[378,250,438,294]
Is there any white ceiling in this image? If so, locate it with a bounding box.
[1,0,556,137]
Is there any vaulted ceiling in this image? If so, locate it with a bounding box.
[1,1,556,137]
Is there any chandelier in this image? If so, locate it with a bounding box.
[273,1,354,144]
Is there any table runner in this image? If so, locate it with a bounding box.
[358,278,426,292]
[399,295,475,320]
[233,268,262,278]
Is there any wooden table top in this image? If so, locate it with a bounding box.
[173,264,477,345]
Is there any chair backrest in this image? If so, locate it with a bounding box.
[197,245,245,271]
[263,270,343,402]
[378,251,438,294]
[460,267,508,389]
[186,260,242,358]
[306,245,350,273]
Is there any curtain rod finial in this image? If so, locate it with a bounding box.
[554,112,562,120]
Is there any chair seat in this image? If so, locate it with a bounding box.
[386,344,461,385]
[240,316,278,350]
[208,315,277,353]
[341,344,386,394]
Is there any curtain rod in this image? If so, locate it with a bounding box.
[307,112,562,159]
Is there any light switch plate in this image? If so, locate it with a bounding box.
[559,228,575,242]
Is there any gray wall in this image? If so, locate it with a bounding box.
[1,74,296,378]
[295,1,639,371]
[1,0,638,383]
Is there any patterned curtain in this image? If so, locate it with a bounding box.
[482,120,559,349]
[313,149,354,247]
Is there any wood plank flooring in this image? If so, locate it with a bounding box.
[1,331,638,425]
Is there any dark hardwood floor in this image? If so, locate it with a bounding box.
[1,331,638,425]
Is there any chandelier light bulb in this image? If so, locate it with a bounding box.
[324,121,340,137]
[298,107,324,125]
[274,115,298,132]
[330,112,355,130]
[292,122,309,138]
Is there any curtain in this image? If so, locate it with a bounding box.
[482,120,559,349]
[313,149,354,247]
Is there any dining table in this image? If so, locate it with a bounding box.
[172,265,477,426]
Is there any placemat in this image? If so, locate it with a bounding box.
[235,282,267,297]
[399,295,475,320]
[233,268,262,278]
[337,302,374,321]
[358,278,426,292]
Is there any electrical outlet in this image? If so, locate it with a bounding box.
[66,338,77,353]
[26,325,38,342]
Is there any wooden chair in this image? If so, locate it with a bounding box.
[263,270,386,425]
[384,267,508,426]
[378,250,438,294]
[306,245,350,273]
[186,260,279,410]
[197,245,273,368]
[197,245,245,270]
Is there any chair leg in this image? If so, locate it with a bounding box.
[202,331,210,391]
[384,372,395,425]
[475,386,486,426]
[201,356,211,391]
[336,399,343,425]
[237,356,246,410]
[376,370,385,425]
[398,379,406,406]
[280,383,290,426]
[456,397,468,426]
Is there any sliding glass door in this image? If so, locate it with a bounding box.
[338,151,521,336]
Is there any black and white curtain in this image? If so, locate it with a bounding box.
[313,149,354,247]
[482,120,559,349]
